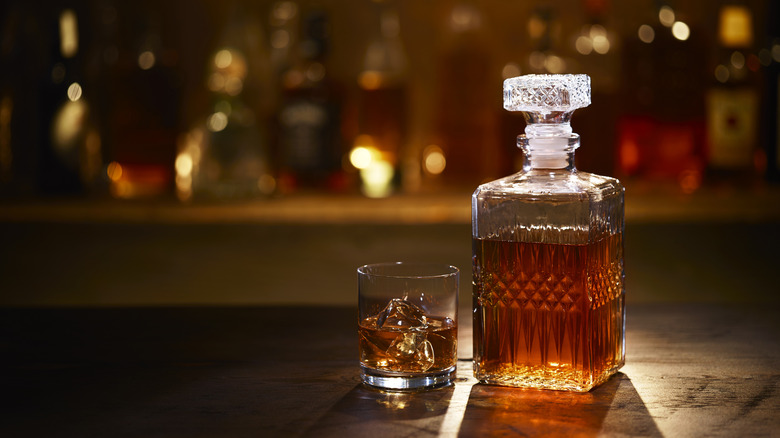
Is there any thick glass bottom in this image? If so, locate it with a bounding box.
[474,361,624,392]
[360,365,456,391]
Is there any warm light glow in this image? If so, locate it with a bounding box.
[207,112,228,132]
[718,5,753,48]
[67,82,82,102]
[589,24,606,39]
[257,174,276,195]
[678,169,701,194]
[528,51,546,70]
[350,146,375,170]
[350,147,373,169]
[730,51,745,69]
[215,49,233,69]
[527,15,546,39]
[271,1,297,25]
[271,30,290,49]
[772,44,780,62]
[107,161,123,182]
[422,145,446,175]
[175,153,193,177]
[450,4,481,33]
[359,71,383,90]
[306,62,325,82]
[714,65,729,83]
[619,139,640,173]
[52,100,86,152]
[592,35,610,54]
[544,55,566,73]
[501,63,521,79]
[575,36,593,55]
[175,174,192,202]
[59,10,78,58]
[224,77,243,96]
[138,51,155,70]
[208,73,225,92]
[671,21,690,41]
[360,160,394,198]
[658,6,675,28]
[638,25,655,43]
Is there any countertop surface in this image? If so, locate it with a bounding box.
[2,190,779,436]
[2,304,778,437]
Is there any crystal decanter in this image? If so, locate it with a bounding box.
[471,74,625,392]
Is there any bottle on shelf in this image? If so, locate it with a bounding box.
[275,7,346,193]
[38,7,102,196]
[705,4,761,185]
[177,5,275,201]
[472,74,625,392]
[353,2,408,198]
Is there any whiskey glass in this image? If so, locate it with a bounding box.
[358,262,459,390]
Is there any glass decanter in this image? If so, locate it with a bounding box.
[471,74,625,392]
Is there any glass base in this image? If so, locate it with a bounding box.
[474,362,624,392]
[360,365,456,391]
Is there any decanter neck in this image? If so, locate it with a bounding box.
[519,133,579,171]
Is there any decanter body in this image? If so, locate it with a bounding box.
[472,74,625,392]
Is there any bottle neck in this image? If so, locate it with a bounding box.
[518,134,579,171]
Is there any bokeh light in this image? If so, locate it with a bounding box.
[138,51,155,70]
[638,25,655,43]
[671,21,690,41]
[659,6,675,28]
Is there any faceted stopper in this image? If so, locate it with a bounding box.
[503,74,591,114]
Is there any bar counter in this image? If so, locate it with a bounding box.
[1,303,778,437]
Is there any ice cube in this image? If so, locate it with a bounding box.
[386,332,435,372]
[415,340,435,372]
[388,332,424,359]
[376,298,428,329]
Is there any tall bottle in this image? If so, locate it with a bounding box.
[39,8,95,195]
[472,74,625,392]
[179,5,275,201]
[276,8,345,193]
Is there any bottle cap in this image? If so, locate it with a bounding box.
[503,74,591,114]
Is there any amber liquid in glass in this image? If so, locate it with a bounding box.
[359,316,457,374]
[473,234,624,391]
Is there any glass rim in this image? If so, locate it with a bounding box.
[357,262,459,279]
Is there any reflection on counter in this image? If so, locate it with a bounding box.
[0,0,778,202]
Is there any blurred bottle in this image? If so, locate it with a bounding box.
[177,4,275,201]
[353,1,408,197]
[38,7,102,196]
[705,4,761,185]
[432,1,500,188]
[617,6,707,193]
[276,7,346,193]
[103,6,181,199]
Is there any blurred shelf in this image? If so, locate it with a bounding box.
[1,184,780,224]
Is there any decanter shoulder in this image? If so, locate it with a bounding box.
[473,170,623,201]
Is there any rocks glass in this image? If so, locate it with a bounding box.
[358,262,459,390]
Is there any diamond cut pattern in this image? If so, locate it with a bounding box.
[503,74,591,112]
[481,270,582,312]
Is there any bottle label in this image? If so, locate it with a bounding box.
[280,99,333,171]
[706,88,758,168]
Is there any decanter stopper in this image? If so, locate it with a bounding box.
[503,74,591,139]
